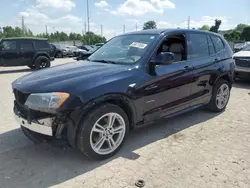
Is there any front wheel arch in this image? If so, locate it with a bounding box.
[66,94,136,148]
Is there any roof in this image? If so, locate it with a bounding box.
[3,37,48,40]
[123,28,222,37]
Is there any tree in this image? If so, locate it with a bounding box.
[241,26,250,41]
[82,31,106,45]
[224,30,241,41]
[209,19,222,33]
[199,25,210,31]
[25,29,33,37]
[0,27,3,38]
[235,24,248,32]
[143,21,157,30]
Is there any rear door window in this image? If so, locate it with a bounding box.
[34,40,49,49]
[20,41,33,51]
[188,33,209,59]
[211,36,224,53]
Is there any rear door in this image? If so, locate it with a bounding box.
[0,40,19,66]
[19,40,35,66]
[187,32,221,106]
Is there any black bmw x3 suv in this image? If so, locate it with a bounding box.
[12,29,235,160]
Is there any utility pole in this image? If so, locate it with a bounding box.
[84,22,87,34]
[187,16,190,29]
[45,25,48,35]
[86,0,90,32]
[101,24,103,37]
[123,24,125,34]
[136,23,138,31]
[21,16,25,33]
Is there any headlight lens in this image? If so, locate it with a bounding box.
[25,92,69,111]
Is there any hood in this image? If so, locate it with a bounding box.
[233,50,250,58]
[12,61,136,95]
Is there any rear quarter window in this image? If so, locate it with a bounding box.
[207,35,216,55]
[34,40,50,50]
[211,35,224,53]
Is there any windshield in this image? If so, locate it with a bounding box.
[88,34,157,64]
[242,45,250,51]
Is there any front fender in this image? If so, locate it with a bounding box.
[66,93,137,148]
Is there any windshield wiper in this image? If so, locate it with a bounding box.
[90,59,118,64]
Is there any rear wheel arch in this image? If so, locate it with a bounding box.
[214,73,233,88]
[32,53,50,64]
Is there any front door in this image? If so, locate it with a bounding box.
[142,33,194,122]
[0,40,20,66]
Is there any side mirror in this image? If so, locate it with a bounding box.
[0,45,3,50]
[151,52,174,65]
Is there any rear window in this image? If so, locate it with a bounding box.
[188,33,209,59]
[211,35,224,53]
[34,40,49,49]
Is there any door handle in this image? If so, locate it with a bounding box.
[183,66,190,71]
[145,84,158,90]
[214,58,220,62]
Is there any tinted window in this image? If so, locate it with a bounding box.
[1,40,17,50]
[20,41,33,51]
[207,36,216,55]
[34,40,49,49]
[188,33,209,59]
[211,36,224,52]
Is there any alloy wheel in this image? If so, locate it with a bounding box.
[90,112,126,155]
[40,60,47,68]
[216,84,230,109]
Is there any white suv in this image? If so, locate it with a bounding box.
[233,45,250,79]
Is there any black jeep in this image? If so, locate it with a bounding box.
[0,37,55,69]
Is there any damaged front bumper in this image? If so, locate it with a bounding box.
[14,101,66,137]
[15,115,54,136]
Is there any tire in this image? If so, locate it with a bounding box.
[34,56,51,70]
[56,52,63,58]
[206,79,231,112]
[76,103,129,160]
[21,126,52,144]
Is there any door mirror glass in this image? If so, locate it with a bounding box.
[151,52,174,65]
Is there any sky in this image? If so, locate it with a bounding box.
[0,0,250,39]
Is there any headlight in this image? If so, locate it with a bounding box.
[25,92,69,112]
